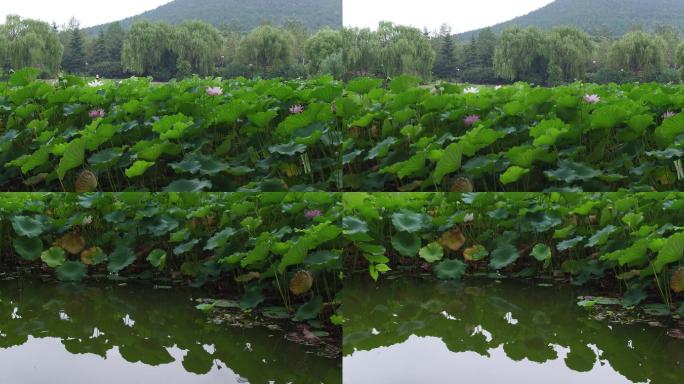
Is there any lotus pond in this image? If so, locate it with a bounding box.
[0,278,341,384]
[343,277,684,384]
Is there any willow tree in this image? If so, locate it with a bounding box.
[283,20,309,65]
[175,21,224,76]
[339,27,380,78]
[494,27,549,83]
[677,42,684,78]
[375,22,435,80]
[304,28,344,75]
[237,25,295,72]
[609,31,666,76]
[546,27,595,83]
[122,21,178,79]
[0,15,63,75]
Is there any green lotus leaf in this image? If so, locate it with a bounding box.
[530,119,570,147]
[343,216,368,235]
[654,231,684,272]
[13,236,43,260]
[147,249,167,269]
[366,137,398,160]
[558,236,584,251]
[56,261,88,282]
[269,141,307,156]
[347,77,383,94]
[490,243,519,269]
[392,210,428,232]
[107,246,136,273]
[434,259,466,280]
[239,285,265,310]
[162,179,212,192]
[531,244,552,262]
[41,247,66,268]
[419,242,444,263]
[654,113,684,148]
[500,166,530,185]
[545,160,602,183]
[433,142,463,183]
[293,295,323,321]
[304,250,340,267]
[204,228,238,250]
[248,110,278,128]
[391,231,421,257]
[174,239,200,255]
[11,215,46,238]
[621,286,647,307]
[590,105,628,131]
[585,225,617,248]
[125,160,155,178]
[56,138,85,180]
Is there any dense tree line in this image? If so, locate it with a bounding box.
[436,25,684,85]
[3,14,684,85]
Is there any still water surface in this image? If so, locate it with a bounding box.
[0,279,340,384]
[344,277,684,384]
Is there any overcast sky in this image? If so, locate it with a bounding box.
[344,0,555,33]
[0,0,172,28]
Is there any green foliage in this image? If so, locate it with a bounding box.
[342,80,684,191]
[345,192,684,313]
[609,31,666,75]
[0,193,342,323]
[238,25,295,72]
[494,27,549,83]
[0,76,345,191]
[0,15,63,75]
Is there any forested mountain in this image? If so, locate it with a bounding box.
[462,0,684,38]
[88,0,342,33]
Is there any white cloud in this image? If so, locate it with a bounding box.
[0,0,172,28]
[344,0,555,33]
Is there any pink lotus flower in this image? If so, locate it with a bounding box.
[305,210,322,220]
[663,111,676,119]
[463,115,481,127]
[88,109,105,119]
[206,86,223,96]
[583,94,601,104]
[290,104,305,114]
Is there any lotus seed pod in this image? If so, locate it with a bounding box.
[450,177,474,193]
[75,170,98,192]
[289,270,314,295]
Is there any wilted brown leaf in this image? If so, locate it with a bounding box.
[57,232,86,255]
[439,227,466,251]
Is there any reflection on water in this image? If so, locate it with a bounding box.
[344,277,684,384]
[0,279,340,384]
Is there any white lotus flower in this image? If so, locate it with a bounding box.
[463,86,480,94]
[88,79,104,88]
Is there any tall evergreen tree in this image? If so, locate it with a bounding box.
[434,32,458,79]
[104,23,125,64]
[92,30,108,63]
[63,26,86,73]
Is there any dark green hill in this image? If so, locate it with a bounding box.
[462,0,684,38]
[88,0,342,33]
